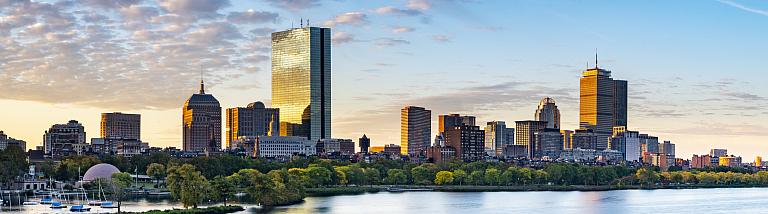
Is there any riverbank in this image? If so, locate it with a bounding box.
[129,205,244,214]
[304,184,768,197]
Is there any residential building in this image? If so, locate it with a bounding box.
[660,140,676,161]
[318,138,355,156]
[44,120,87,159]
[535,97,561,129]
[610,126,641,162]
[383,144,401,156]
[579,62,628,150]
[359,134,370,154]
[272,27,331,140]
[0,131,25,151]
[445,125,485,162]
[535,128,563,159]
[502,145,528,159]
[90,138,144,157]
[426,145,456,163]
[182,78,221,152]
[691,154,713,169]
[226,101,280,148]
[229,136,258,157]
[710,149,727,158]
[100,112,141,140]
[439,114,476,133]
[401,106,431,156]
[572,129,598,150]
[719,156,742,167]
[756,156,762,167]
[560,148,623,163]
[639,134,659,153]
[515,120,547,158]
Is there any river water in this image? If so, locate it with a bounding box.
[5,188,767,213]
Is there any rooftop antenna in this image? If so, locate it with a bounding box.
[300,17,303,28]
[307,19,310,27]
[199,65,205,94]
[594,48,599,69]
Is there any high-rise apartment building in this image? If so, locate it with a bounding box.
[610,126,641,162]
[226,101,280,148]
[101,112,141,140]
[44,120,87,159]
[485,121,511,157]
[535,97,561,129]
[515,120,547,158]
[639,134,659,154]
[401,106,431,156]
[0,131,25,151]
[445,125,485,162]
[579,62,628,149]
[272,27,331,140]
[572,129,598,150]
[534,128,564,159]
[182,78,221,152]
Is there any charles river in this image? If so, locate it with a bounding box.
[6,188,767,213]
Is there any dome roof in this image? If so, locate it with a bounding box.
[247,101,265,109]
[539,97,556,106]
[83,163,121,182]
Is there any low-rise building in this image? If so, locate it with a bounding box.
[691,154,713,168]
[256,136,316,158]
[719,156,742,167]
[560,148,623,163]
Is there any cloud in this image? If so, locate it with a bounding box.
[323,12,368,27]
[721,92,766,100]
[375,38,410,47]
[716,0,768,16]
[374,6,422,16]
[249,27,275,36]
[432,34,450,42]
[0,0,268,110]
[227,9,279,24]
[264,0,322,11]
[332,31,355,44]
[391,26,414,33]
[78,0,142,9]
[407,0,432,10]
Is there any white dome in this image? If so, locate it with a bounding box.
[82,163,121,182]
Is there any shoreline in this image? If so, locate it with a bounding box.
[305,184,768,197]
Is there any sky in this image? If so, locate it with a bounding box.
[0,0,766,160]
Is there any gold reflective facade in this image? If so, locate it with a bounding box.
[272,27,331,140]
[579,67,614,149]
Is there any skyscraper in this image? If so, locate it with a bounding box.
[226,101,280,148]
[610,126,641,162]
[579,59,628,149]
[271,27,331,140]
[182,78,221,152]
[359,134,370,154]
[445,124,485,162]
[401,106,431,156]
[485,121,511,157]
[101,112,141,140]
[535,97,561,129]
[515,120,547,158]
[439,114,476,134]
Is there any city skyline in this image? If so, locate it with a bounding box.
[0,0,767,159]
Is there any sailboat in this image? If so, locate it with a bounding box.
[69,188,91,212]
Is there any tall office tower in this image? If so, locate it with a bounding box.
[613,80,628,127]
[439,114,476,134]
[101,112,141,140]
[44,120,87,159]
[226,101,280,148]
[535,97,561,129]
[572,129,598,150]
[359,134,370,154]
[561,130,574,149]
[272,27,331,140]
[485,121,508,157]
[401,106,431,156]
[445,125,485,162]
[534,128,564,159]
[183,78,222,152]
[610,126,641,162]
[515,120,547,158]
[579,59,628,148]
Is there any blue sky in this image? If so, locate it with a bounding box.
[0,0,766,159]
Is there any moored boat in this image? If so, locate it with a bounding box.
[100,201,118,208]
[23,201,39,205]
[70,205,91,212]
[50,201,67,209]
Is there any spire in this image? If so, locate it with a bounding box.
[199,65,205,94]
[594,48,599,69]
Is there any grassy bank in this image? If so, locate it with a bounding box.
[130,205,244,214]
[306,186,382,196]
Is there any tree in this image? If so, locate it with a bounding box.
[166,164,209,208]
[364,168,381,185]
[146,163,165,187]
[0,145,27,184]
[411,165,436,185]
[111,172,133,213]
[434,171,454,185]
[469,170,484,185]
[636,168,659,187]
[452,170,468,185]
[209,176,235,205]
[384,169,408,185]
[484,168,500,186]
[306,167,332,187]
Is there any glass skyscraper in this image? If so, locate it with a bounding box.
[579,65,628,150]
[272,27,331,140]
